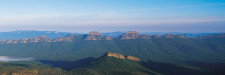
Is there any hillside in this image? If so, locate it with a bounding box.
[0,52,160,75]
[70,52,161,75]
[1,52,223,75]
[0,31,225,63]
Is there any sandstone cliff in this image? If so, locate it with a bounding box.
[104,52,140,61]
[27,35,52,43]
[84,31,112,40]
[119,31,150,39]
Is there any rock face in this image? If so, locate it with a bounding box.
[27,35,52,43]
[0,31,191,44]
[18,38,28,43]
[104,52,140,61]
[105,52,125,59]
[125,56,140,61]
[1,39,18,44]
[0,31,112,44]
[87,31,101,35]
[120,31,150,39]
[162,34,175,38]
[84,31,112,40]
[176,34,187,38]
[53,34,75,42]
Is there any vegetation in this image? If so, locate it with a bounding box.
[0,34,225,75]
[0,38,225,63]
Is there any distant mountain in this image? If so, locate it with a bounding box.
[0,30,81,40]
[1,31,190,44]
[0,31,225,64]
[0,30,222,40]
[118,31,150,39]
[0,31,112,44]
[1,31,225,75]
[83,31,112,40]
[195,33,225,39]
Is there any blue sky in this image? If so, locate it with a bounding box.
[0,0,225,32]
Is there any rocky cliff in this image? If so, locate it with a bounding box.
[27,35,52,43]
[125,55,141,61]
[119,31,150,39]
[53,34,76,42]
[0,31,191,44]
[0,35,52,44]
[104,52,140,61]
[83,31,112,40]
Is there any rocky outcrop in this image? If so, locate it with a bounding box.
[87,31,101,35]
[162,34,175,38]
[1,39,18,44]
[120,31,140,39]
[105,52,125,59]
[119,31,150,39]
[175,34,187,38]
[27,35,52,43]
[0,31,112,44]
[0,35,52,44]
[53,34,74,42]
[84,31,112,40]
[104,52,140,61]
[0,31,191,44]
[18,38,28,43]
[125,56,140,61]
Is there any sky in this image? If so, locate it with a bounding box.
[0,0,225,33]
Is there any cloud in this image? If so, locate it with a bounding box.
[0,56,34,62]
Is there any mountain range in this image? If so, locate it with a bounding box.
[0,31,224,62]
[0,31,191,44]
[0,30,221,40]
[0,31,225,75]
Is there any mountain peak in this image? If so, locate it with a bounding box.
[120,31,140,39]
[28,35,52,42]
[162,34,175,38]
[176,34,187,38]
[87,31,101,35]
[125,31,139,35]
[84,31,112,40]
[120,31,150,39]
[38,35,47,38]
